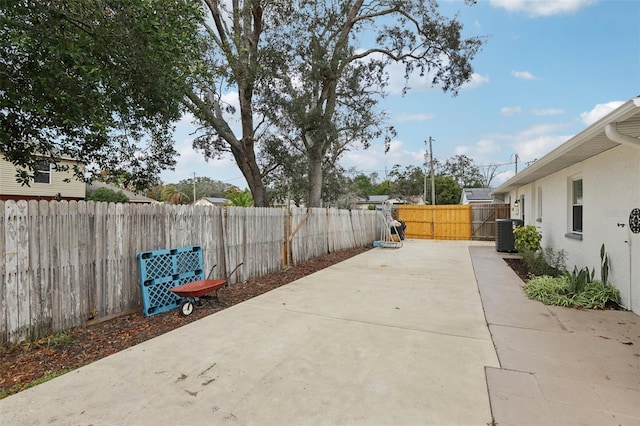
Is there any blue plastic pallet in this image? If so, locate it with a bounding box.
[137,246,204,316]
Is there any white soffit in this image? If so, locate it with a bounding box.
[493,97,640,195]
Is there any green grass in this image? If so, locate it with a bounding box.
[0,370,70,400]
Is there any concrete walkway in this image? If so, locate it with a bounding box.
[1,240,499,425]
[3,240,638,425]
[471,245,640,426]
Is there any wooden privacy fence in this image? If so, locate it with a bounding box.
[0,200,378,344]
[397,204,510,240]
[471,204,511,240]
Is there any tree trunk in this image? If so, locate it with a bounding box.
[230,143,269,207]
[307,153,323,208]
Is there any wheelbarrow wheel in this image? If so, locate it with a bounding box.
[180,300,194,316]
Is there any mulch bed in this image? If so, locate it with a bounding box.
[503,257,530,282]
[1,246,371,398]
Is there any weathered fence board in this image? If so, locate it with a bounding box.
[1,201,377,344]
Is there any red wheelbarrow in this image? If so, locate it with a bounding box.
[169,263,243,316]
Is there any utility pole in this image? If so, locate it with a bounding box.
[514,154,519,174]
[423,140,428,204]
[192,172,196,204]
[429,136,436,206]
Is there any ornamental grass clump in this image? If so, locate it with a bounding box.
[523,244,621,310]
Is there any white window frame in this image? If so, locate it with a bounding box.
[33,160,51,184]
[536,186,542,222]
[571,177,583,234]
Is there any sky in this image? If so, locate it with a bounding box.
[160,0,640,189]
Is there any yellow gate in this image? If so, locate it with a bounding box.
[398,205,472,240]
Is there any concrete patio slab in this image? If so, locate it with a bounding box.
[3,240,638,426]
[471,245,640,426]
[1,240,499,426]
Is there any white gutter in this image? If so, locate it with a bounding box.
[605,123,640,147]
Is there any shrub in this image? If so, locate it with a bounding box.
[86,187,129,203]
[521,247,566,278]
[513,225,541,253]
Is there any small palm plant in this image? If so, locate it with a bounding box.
[226,189,254,207]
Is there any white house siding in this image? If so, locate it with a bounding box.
[507,144,640,314]
[0,157,85,199]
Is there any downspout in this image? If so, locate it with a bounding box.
[605,123,640,147]
[605,122,638,311]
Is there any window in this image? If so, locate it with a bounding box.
[572,178,582,233]
[33,160,51,184]
[537,187,542,222]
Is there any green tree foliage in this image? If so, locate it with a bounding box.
[185,0,483,207]
[86,187,129,203]
[172,177,238,203]
[442,155,484,188]
[260,0,483,207]
[432,175,462,205]
[1,0,204,190]
[386,164,462,205]
[388,165,424,199]
[352,173,389,197]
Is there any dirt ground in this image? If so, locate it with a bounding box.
[1,246,371,398]
[503,257,530,282]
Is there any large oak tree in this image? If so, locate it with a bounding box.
[1,0,203,190]
[185,0,483,207]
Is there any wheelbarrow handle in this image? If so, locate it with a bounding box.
[226,262,243,282]
[206,264,218,280]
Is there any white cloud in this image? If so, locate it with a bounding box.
[492,170,515,187]
[510,122,573,163]
[453,121,573,176]
[501,106,522,116]
[392,112,434,123]
[532,108,565,116]
[490,0,597,17]
[340,139,424,175]
[512,134,569,163]
[176,112,196,127]
[580,101,625,126]
[160,111,247,187]
[460,73,490,90]
[454,138,503,165]
[511,70,538,80]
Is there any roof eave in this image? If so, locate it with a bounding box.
[492,97,640,196]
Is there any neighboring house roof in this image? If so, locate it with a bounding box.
[460,188,494,204]
[86,181,156,203]
[355,195,407,205]
[195,197,229,206]
[367,195,390,203]
[355,195,388,204]
[493,97,640,197]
